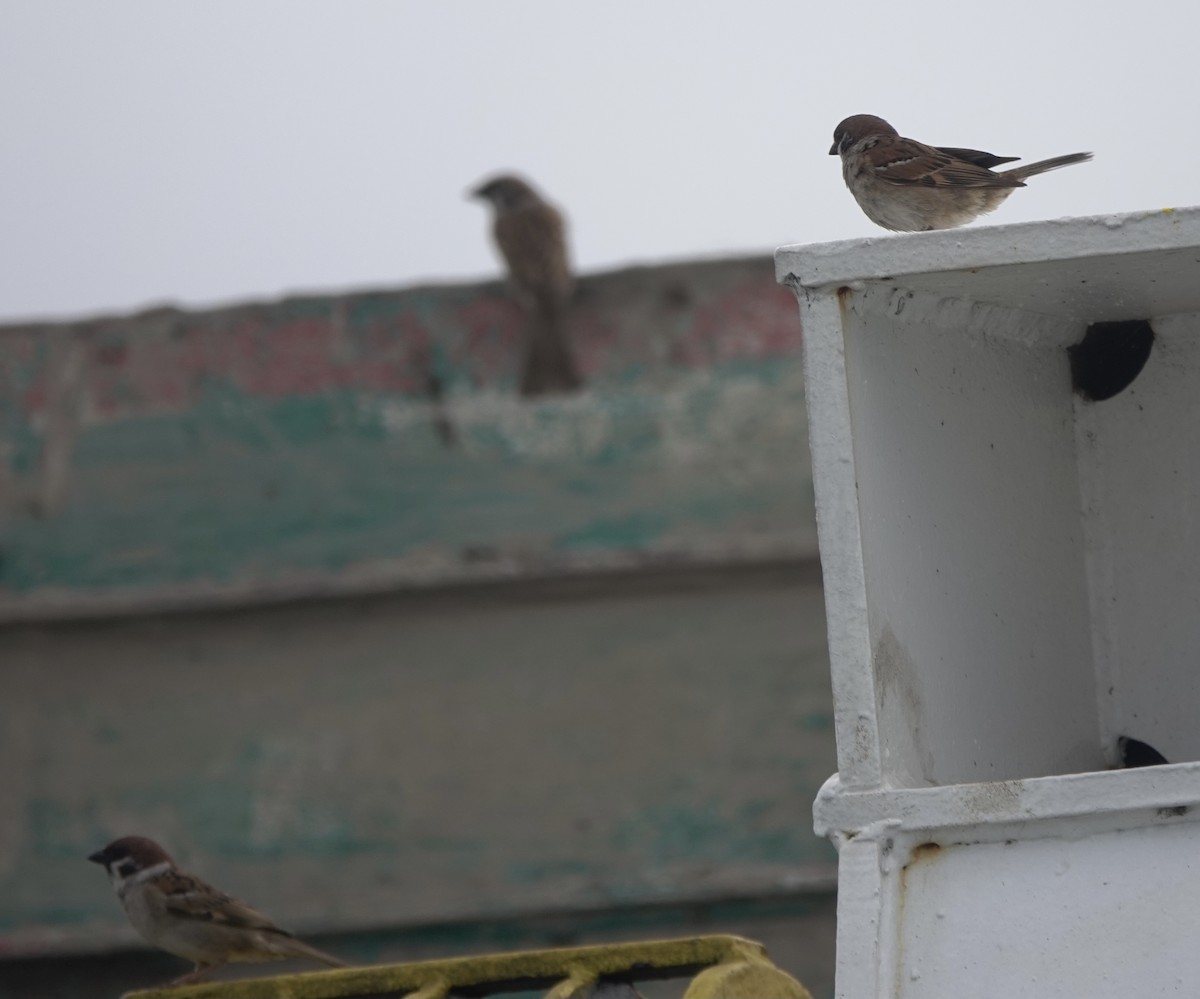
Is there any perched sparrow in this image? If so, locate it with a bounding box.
[830,114,1093,231]
[470,173,582,396]
[88,836,346,986]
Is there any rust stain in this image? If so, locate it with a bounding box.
[872,624,931,783]
[895,840,946,996]
[836,285,858,333]
[904,841,942,868]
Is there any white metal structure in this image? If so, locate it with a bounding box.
[776,208,1200,997]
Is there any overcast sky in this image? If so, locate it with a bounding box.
[0,1,1191,323]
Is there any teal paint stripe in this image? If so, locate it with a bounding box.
[1,358,813,596]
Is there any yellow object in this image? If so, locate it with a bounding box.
[122,934,811,999]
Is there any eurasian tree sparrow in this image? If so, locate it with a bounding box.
[88,836,346,986]
[470,173,583,396]
[830,114,1093,231]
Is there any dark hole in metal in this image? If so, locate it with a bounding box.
[1118,735,1170,768]
[1069,320,1154,401]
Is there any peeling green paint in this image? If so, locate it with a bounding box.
[610,801,817,867]
[0,257,814,613]
[2,357,813,598]
[799,711,834,731]
[504,859,604,886]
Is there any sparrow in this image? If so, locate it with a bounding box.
[88,836,346,986]
[830,114,1093,231]
[470,173,583,396]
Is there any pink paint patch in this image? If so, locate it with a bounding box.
[687,280,802,367]
[4,261,805,423]
[451,295,523,381]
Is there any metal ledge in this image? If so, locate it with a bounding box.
[813,762,1200,843]
[775,206,1200,290]
[124,934,810,999]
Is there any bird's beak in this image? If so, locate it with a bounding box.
[87,849,108,865]
[828,142,838,155]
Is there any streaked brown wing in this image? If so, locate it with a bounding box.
[872,138,1021,189]
[157,870,283,932]
[936,146,1020,170]
[493,203,571,304]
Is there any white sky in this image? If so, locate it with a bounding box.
[0,1,1192,322]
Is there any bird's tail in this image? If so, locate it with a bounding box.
[519,298,583,397]
[278,935,348,968]
[1005,151,1093,182]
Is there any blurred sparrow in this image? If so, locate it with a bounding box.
[830,114,1093,231]
[89,836,346,986]
[470,173,582,396]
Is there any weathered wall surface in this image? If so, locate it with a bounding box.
[0,256,832,995]
[1,566,835,963]
[0,256,813,620]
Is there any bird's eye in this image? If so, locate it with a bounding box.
[115,859,137,877]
